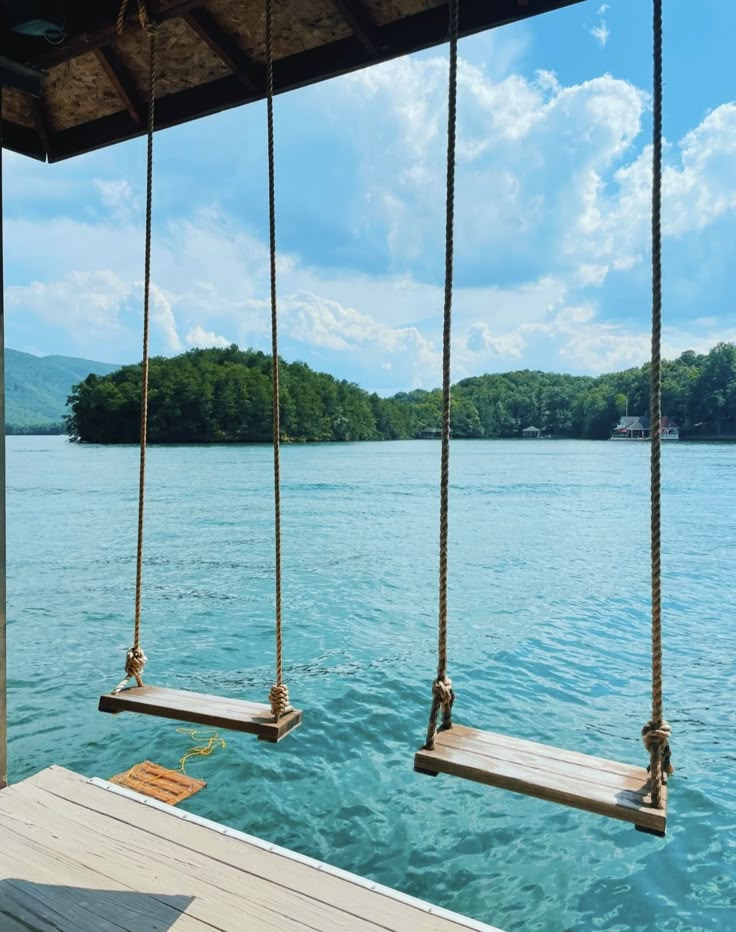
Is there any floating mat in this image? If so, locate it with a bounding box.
[110,761,206,805]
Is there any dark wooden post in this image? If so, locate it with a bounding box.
[0,84,6,789]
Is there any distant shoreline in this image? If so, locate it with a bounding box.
[8,430,736,444]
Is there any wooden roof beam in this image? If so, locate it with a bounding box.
[38,0,586,163]
[331,0,383,56]
[182,7,262,92]
[29,95,51,160]
[94,46,145,127]
[28,0,202,71]
[0,54,45,97]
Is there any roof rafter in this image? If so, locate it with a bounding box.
[29,95,51,160]
[94,46,145,127]
[28,0,202,71]
[3,0,586,162]
[182,7,262,92]
[331,0,383,56]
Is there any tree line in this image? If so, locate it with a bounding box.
[66,342,736,443]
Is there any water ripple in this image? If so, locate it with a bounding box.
[5,437,735,931]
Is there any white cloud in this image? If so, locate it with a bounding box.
[151,285,184,353]
[93,179,137,221]
[466,322,526,357]
[185,325,232,349]
[590,23,609,47]
[6,270,130,341]
[574,102,736,268]
[4,49,736,386]
[589,4,610,47]
[340,59,647,277]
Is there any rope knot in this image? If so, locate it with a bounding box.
[117,0,158,36]
[433,676,455,730]
[432,676,454,706]
[112,646,147,694]
[642,719,674,776]
[269,683,293,720]
[125,645,147,681]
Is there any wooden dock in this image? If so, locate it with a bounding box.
[0,766,501,931]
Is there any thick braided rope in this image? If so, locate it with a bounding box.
[265,0,292,720]
[117,0,156,36]
[424,0,459,751]
[112,4,158,693]
[643,0,671,810]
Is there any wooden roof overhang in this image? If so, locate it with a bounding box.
[0,0,586,163]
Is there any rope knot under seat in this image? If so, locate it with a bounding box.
[112,646,148,694]
[642,718,674,776]
[269,683,293,720]
[433,676,455,729]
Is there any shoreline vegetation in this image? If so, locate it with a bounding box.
[61,342,736,444]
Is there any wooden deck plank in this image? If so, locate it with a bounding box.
[1,784,375,932]
[98,685,302,742]
[25,769,491,932]
[0,818,211,930]
[2,767,500,931]
[0,870,206,932]
[414,726,667,834]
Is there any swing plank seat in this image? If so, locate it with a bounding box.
[414,725,667,835]
[99,686,302,743]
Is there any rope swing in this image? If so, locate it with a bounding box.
[113,0,158,696]
[265,0,293,723]
[415,0,671,836]
[100,0,301,742]
[424,0,459,753]
[641,0,673,811]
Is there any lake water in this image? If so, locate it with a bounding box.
[5,436,735,931]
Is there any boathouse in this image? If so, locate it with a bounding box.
[522,425,541,438]
[610,415,680,440]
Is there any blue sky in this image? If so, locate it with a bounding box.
[5,0,736,393]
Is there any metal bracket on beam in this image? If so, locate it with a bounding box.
[0,55,45,98]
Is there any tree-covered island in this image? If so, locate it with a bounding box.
[66,342,736,443]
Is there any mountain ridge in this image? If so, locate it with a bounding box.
[6,349,119,433]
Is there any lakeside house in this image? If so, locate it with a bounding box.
[418,426,442,439]
[522,425,542,438]
[610,415,680,440]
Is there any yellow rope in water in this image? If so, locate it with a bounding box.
[175,727,227,774]
[114,728,227,793]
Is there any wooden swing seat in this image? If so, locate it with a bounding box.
[99,685,302,743]
[414,724,667,835]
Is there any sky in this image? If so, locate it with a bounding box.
[4,0,736,394]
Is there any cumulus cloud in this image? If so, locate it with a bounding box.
[6,270,130,341]
[151,285,184,353]
[4,46,736,387]
[466,322,526,357]
[93,179,137,221]
[570,102,736,270]
[341,59,648,281]
[185,325,232,348]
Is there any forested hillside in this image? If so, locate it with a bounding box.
[66,346,414,443]
[6,349,118,433]
[449,341,736,439]
[66,342,736,443]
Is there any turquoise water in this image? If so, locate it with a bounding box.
[6,436,735,931]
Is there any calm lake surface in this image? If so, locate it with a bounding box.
[6,436,735,931]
